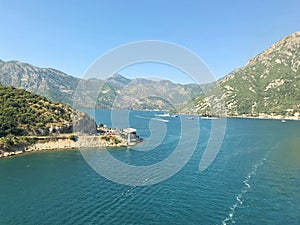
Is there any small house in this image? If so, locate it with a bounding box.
[122,128,140,145]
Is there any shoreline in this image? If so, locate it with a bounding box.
[173,111,299,121]
[226,114,300,121]
[1,113,299,159]
[0,132,141,159]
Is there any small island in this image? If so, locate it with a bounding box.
[0,84,141,158]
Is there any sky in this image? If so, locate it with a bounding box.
[0,0,299,84]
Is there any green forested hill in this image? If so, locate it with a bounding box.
[0,84,87,138]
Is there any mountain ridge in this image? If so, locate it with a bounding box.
[1,31,300,117]
[180,31,300,119]
[0,60,203,110]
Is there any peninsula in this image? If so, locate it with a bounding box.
[0,84,141,158]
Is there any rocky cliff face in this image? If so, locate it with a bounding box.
[180,32,300,118]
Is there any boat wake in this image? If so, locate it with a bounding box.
[116,177,150,200]
[221,152,270,225]
[135,115,151,120]
[153,117,169,123]
[136,115,169,123]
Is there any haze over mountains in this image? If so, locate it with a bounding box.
[1,31,300,118]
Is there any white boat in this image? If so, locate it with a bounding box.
[201,117,220,120]
[154,113,170,117]
[281,119,286,123]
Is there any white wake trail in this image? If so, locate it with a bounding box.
[221,152,270,225]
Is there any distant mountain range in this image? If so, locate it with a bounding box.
[0,60,203,110]
[1,31,300,118]
[180,31,300,118]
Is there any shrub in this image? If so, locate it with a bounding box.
[69,135,77,141]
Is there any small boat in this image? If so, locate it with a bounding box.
[170,115,178,118]
[281,119,286,123]
[154,113,170,117]
[201,117,220,120]
[187,117,194,120]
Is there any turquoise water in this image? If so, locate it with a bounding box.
[1,111,300,224]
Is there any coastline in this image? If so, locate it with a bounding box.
[174,111,300,121]
[225,114,300,121]
[1,112,299,159]
[0,132,140,159]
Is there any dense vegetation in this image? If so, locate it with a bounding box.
[0,84,99,151]
[0,84,76,138]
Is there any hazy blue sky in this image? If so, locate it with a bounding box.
[0,0,299,83]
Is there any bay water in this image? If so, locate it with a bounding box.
[0,110,299,224]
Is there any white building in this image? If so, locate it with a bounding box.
[122,128,139,145]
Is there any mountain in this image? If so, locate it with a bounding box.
[0,60,203,110]
[2,32,300,116]
[180,31,300,118]
[100,76,204,110]
[106,74,131,87]
[0,61,79,105]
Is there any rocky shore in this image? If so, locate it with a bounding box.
[0,127,142,158]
